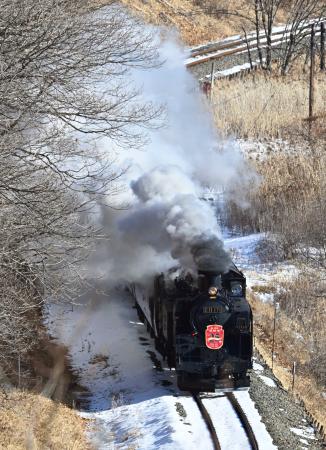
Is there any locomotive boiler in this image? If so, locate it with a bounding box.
[132,263,253,392]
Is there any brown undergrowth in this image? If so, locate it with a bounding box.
[249,288,326,434]
[212,67,326,140]
[225,147,325,254]
[0,337,91,449]
[94,0,287,46]
[0,309,90,448]
[0,389,91,450]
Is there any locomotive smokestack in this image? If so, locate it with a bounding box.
[191,235,232,275]
[197,270,222,292]
[191,235,231,292]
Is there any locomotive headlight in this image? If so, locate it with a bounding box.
[208,286,218,297]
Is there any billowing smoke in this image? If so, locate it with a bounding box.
[191,236,232,274]
[94,34,254,284]
[117,165,232,275]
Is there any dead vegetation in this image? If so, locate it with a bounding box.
[103,0,325,50]
[250,275,326,432]
[0,389,91,450]
[226,147,325,262]
[222,83,326,430]
[276,274,326,386]
[0,0,158,386]
[251,284,277,294]
[212,68,326,140]
[113,0,270,45]
[117,0,251,45]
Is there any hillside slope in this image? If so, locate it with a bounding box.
[115,0,286,45]
[0,388,90,449]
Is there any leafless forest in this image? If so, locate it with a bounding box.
[0,0,160,372]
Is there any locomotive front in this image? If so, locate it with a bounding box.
[175,269,253,392]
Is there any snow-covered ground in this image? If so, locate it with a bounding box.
[45,233,282,450]
[237,138,300,161]
[224,232,298,303]
[201,389,276,450]
[46,286,214,449]
[200,60,264,82]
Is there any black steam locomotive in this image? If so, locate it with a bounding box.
[131,264,253,392]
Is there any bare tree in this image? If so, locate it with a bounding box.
[0,0,161,364]
[252,0,325,72]
[191,0,325,73]
[279,0,325,74]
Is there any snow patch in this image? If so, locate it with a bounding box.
[253,362,264,372]
[290,427,317,440]
[234,391,277,449]
[259,375,277,388]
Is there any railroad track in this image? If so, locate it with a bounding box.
[226,392,259,450]
[193,393,221,450]
[193,391,259,450]
[185,18,324,75]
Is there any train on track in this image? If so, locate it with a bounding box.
[131,263,253,392]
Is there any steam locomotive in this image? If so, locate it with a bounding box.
[131,263,253,392]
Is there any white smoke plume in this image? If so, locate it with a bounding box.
[94,34,254,284]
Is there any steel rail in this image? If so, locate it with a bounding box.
[190,20,322,57]
[192,393,222,450]
[226,392,259,450]
[186,21,323,67]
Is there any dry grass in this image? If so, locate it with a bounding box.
[263,151,324,254]
[119,0,252,45]
[251,284,277,294]
[250,287,326,432]
[0,388,91,449]
[212,69,326,139]
[92,0,288,46]
[225,140,325,249]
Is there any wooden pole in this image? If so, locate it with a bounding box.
[254,0,264,67]
[321,22,325,71]
[292,361,296,392]
[210,61,215,101]
[271,299,277,371]
[309,24,316,130]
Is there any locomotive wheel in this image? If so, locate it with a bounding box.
[177,373,195,391]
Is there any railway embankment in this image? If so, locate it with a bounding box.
[250,355,325,450]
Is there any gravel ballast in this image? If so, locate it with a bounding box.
[249,354,325,450]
